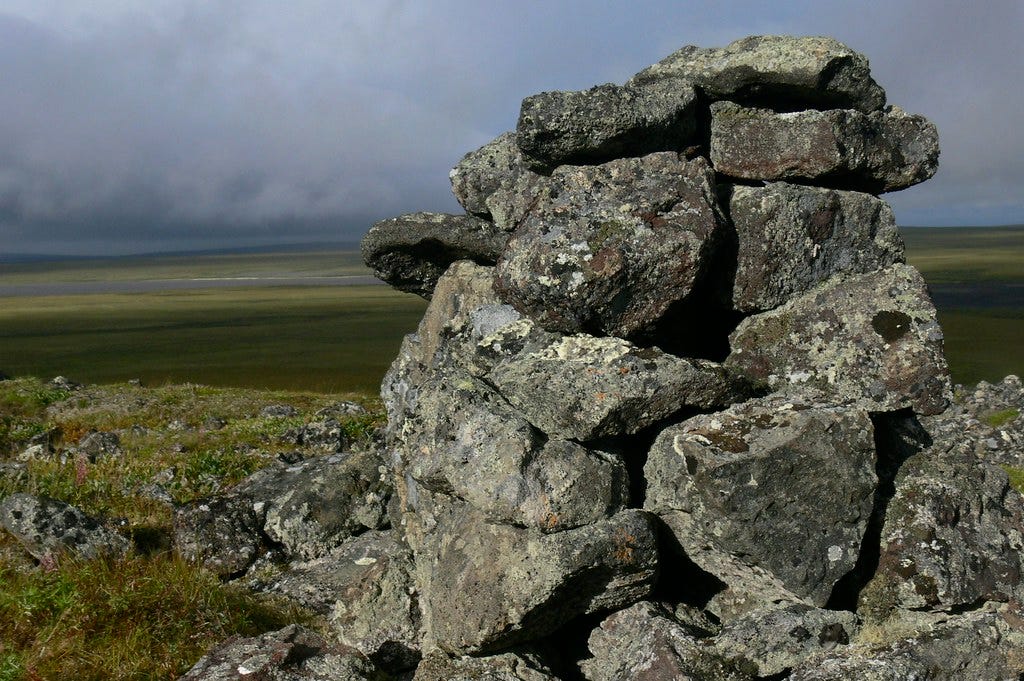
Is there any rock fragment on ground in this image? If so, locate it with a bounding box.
[0,493,130,561]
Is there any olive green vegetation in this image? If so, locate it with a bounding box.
[1003,466,1024,496]
[0,377,381,679]
[902,225,1024,284]
[0,285,426,395]
[984,408,1021,429]
[934,309,1024,387]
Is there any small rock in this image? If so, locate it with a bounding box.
[261,404,298,418]
[449,131,542,221]
[50,376,80,391]
[202,416,227,430]
[0,493,130,561]
[74,431,122,462]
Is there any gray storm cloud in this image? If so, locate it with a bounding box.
[0,0,1021,254]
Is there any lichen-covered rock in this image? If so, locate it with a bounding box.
[413,501,658,654]
[789,605,1024,680]
[712,604,859,677]
[174,493,265,577]
[414,651,557,681]
[280,418,351,453]
[266,531,420,672]
[726,183,904,312]
[179,625,380,681]
[858,447,1024,620]
[468,304,756,441]
[628,35,886,112]
[73,430,122,462]
[646,393,877,605]
[710,103,939,192]
[515,80,698,171]
[449,131,543,223]
[580,601,755,681]
[726,264,952,415]
[362,212,508,297]
[0,493,130,561]
[495,153,722,337]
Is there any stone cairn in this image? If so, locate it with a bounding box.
[168,36,1024,680]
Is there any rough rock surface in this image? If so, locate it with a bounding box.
[450,131,541,222]
[362,212,508,297]
[495,152,722,337]
[727,264,952,415]
[516,80,698,171]
[414,652,556,681]
[646,392,877,605]
[919,374,1024,466]
[710,102,939,192]
[0,493,130,561]
[628,34,886,112]
[726,182,905,312]
[179,625,380,681]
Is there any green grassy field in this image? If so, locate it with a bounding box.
[902,225,1024,283]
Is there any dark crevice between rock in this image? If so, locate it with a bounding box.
[825,409,930,610]
[649,515,728,613]
[757,669,793,681]
[523,611,606,681]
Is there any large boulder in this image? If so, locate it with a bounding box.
[646,392,878,605]
[726,264,952,415]
[628,35,886,112]
[0,493,130,561]
[710,102,939,192]
[449,131,543,223]
[495,152,723,337]
[361,212,508,297]
[726,182,905,312]
[515,80,699,171]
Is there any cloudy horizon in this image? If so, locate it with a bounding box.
[1,1,1021,256]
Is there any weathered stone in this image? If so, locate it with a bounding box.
[859,446,1024,620]
[174,492,265,577]
[516,80,698,171]
[267,531,420,672]
[726,183,905,312]
[449,131,542,223]
[280,418,350,453]
[789,605,1024,680]
[470,305,756,441]
[581,601,755,681]
[362,212,508,297]
[179,624,380,681]
[646,392,877,605]
[414,652,556,681]
[710,102,939,192]
[0,493,130,561]
[413,501,658,654]
[261,403,298,418]
[628,35,886,112]
[495,153,722,337]
[712,604,859,677]
[74,430,122,462]
[726,264,952,415]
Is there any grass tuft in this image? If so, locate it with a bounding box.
[1003,465,1024,495]
[984,408,1020,429]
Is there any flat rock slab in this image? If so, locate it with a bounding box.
[470,305,756,441]
[581,601,754,681]
[495,152,722,337]
[726,264,952,415]
[727,183,904,312]
[859,449,1024,619]
[646,392,877,605]
[267,531,420,672]
[416,503,658,654]
[710,102,939,192]
[179,624,380,681]
[0,493,130,561]
[449,131,541,222]
[516,80,698,171]
[361,212,508,297]
[628,35,886,112]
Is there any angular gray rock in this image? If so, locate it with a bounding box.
[712,604,859,677]
[470,306,756,441]
[515,80,699,171]
[726,183,905,312]
[362,212,508,297]
[0,493,130,561]
[414,652,556,681]
[411,501,658,654]
[726,264,952,415]
[628,35,886,112]
[449,131,542,223]
[859,447,1024,619]
[710,102,939,192]
[267,531,420,672]
[646,392,877,605]
[495,153,723,337]
[280,418,351,453]
[174,493,265,577]
[179,625,380,681]
[581,601,754,681]
[74,430,122,462]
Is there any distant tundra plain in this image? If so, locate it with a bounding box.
[0,226,1021,394]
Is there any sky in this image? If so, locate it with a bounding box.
[0,1,1021,256]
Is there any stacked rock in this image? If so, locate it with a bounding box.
[363,36,1024,679]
